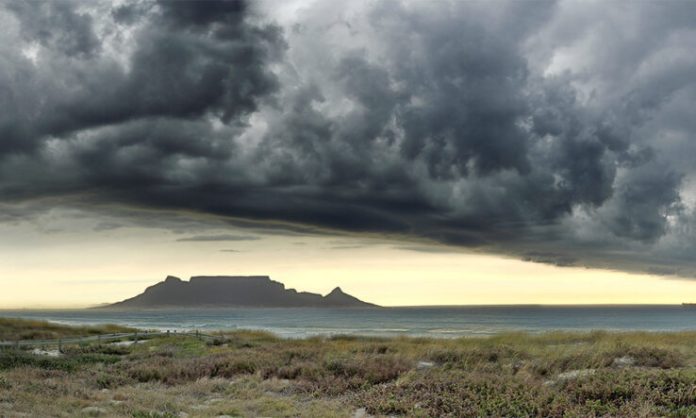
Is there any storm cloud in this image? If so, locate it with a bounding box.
[1,0,696,277]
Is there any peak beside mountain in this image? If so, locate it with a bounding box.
[323,287,372,307]
[101,276,378,309]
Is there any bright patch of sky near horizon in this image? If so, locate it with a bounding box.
[1,213,696,308]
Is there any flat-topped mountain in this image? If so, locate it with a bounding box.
[101,275,378,308]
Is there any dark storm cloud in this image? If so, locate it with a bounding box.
[600,163,682,242]
[0,0,282,155]
[157,0,246,28]
[6,0,100,58]
[1,0,696,277]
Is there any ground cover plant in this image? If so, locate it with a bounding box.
[0,319,695,417]
[0,317,135,341]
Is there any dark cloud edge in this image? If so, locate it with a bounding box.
[4,195,695,280]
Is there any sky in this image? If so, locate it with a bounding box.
[1,0,696,307]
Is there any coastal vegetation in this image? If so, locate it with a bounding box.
[0,318,695,417]
[0,317,135,341]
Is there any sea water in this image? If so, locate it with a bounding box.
[2,305,696,338]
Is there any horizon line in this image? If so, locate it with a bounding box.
[1,302,694,311]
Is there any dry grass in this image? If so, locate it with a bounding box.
[0,317,135,341]
[0,319,695,417]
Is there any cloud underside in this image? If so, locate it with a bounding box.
[176,234,260,242]
[1,0,696,277]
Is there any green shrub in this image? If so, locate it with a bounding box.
[0,374,10,389]
[0,351,76,372]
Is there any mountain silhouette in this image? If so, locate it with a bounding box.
[101,275,378,308]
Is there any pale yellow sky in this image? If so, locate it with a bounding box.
[1,212,695,308]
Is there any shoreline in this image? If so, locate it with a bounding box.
[1,305,695,341]
[1,302,693,311]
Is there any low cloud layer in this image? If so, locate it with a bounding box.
[177,234,260,242]
[1,0,695,277]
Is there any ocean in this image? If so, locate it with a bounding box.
[2,305,696,338]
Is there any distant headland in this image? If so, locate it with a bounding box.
[98,275,378,309]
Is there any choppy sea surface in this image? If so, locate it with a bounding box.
[2,306,696,338]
